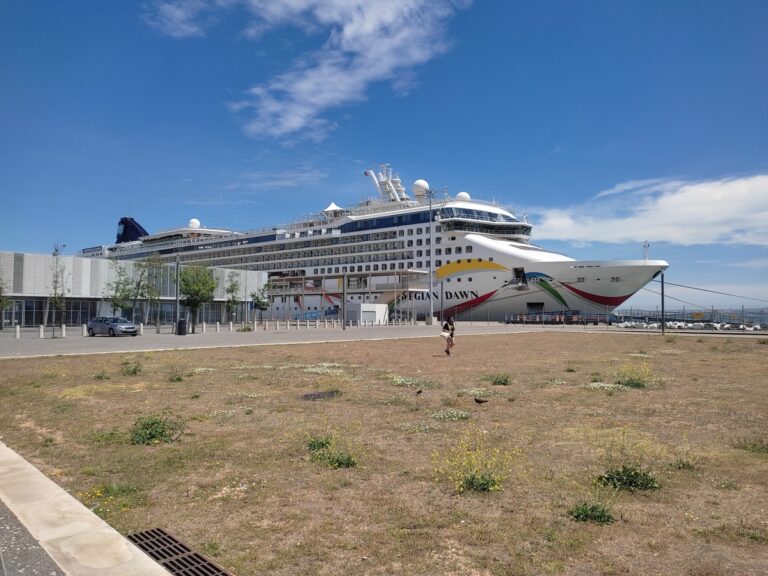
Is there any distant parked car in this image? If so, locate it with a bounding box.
[87,316,138,337]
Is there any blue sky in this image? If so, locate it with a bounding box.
[1,1,766,310]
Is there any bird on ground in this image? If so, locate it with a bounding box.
[474,397,489,404]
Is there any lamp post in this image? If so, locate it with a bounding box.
[412,179,435,324]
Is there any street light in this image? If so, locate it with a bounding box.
[412,179,435,324]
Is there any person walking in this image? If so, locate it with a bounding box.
[441,316,455,356]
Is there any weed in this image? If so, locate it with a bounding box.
[168,367,184,382]
[120,358,142,376]
[696,338,705,343]
[568,502,615,524]
[395,421,441,433]
[731,436,768,453]
[201,541,222,556]
[482,373,513,386]
[614,363,652,388]
[93,371,111,381]
[431,408,471,421]
[237,324,253,332]
[190,394,200,399]
[307,434,356,469]
[590,372,601,383]
[244,407,253,415]
[432,427,522,493]
[597,464,659,491]
[565,366,576,373]
[674,458,696,471]
[42,436,55,446]
[757,338,768,345]
[665,335,677,343]
[130,413,185,445]
[77,483,145,516]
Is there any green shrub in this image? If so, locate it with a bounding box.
[93,371,111,381]
[130,414,185,445]
[433,427,522,494]
[597,464,659,491]
[568,502,615,524]
[615,363,652,388]
[482,373,512,386]
[237,324,253,332]
[307,434,357,469]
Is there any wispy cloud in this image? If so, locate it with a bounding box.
[727,258,768,269]
[529,174,768,246]
[145,0,470,140]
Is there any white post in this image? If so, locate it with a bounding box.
[202,322,206,333]
[216,322,220,333]
[39,325,44,338]
[229,321,233,332]
[82,324,87,337]
[139,323,144,336]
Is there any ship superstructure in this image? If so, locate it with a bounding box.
[81,165,668,320]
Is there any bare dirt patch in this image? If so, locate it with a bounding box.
[1,333,766,575]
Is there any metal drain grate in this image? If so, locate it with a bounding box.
[127,528,234,576]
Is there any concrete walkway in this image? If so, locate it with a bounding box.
[0,441,170,576]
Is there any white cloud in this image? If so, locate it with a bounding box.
[145,0,470,140]
[727,258,768,269]
[530,174,768,247]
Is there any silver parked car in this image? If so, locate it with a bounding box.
[87,316,138,337]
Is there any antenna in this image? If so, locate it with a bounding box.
[642,240,649,261]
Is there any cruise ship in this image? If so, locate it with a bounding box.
[81,165,668,321]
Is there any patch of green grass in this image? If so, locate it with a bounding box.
[89,427,124,445]
[731,436,768,454]
[168,367,184,382]
[482,373,512,386]
[93,371,111,381]
[568,502,615,524]
[129,414,185,445]
[758,338,768,345]
[201,541,222,556]
[565,366,576,373]
[597,464,659,491]
[665,335,677,343]
[77,483,146,516]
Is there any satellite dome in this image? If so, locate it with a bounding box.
[456,191,471,201]
[412,179,430,195]
[189,218,201,229]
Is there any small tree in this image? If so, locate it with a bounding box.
[250,283,270,322]
[104,259,132,315]
[225,271,241,322]
[136,255,163,325]
[179,265,216,334]
[49,241,68,337]
[0,274,9,331]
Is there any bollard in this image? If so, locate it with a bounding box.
[216,322,220,333]
[139,323,144,336]
[39,325,44,338]
[82,324,87,337]
[229,321,233,332]
[264,321,269,330]
[15,324,21,339]
[61,325,66,338]
[202,322,206,333]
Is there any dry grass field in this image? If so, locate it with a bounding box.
[1,332,767,575]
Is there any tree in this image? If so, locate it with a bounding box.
[104,259,132,315]
[49,241,68,337]
[179,265,216,334]
[225,271,241,322]
[250,283,270,322]
[0,274,9,331]
[135,255,163,324]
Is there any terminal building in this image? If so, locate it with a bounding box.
[0,251,265,328]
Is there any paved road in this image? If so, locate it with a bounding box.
[0,322,622,359]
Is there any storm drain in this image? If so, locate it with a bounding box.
[127,528,234,576]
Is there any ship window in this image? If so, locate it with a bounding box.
[416,250,422,257]
[408,229,414,236]
[342,267,347,273]
[398,262,404,269]
[456,247,462,254]
[334,267,339,273]
[416,239,422,246]
[417,261,422,268]
[373,264,379,271]
[489,257,494,262]
[417,227,422,234]
[313,269,318,275]
[435,237,442,244]
[468,277,473,282]
[426,238,430,245]
[357,266,363,272]
[457,278,461,282]
[445,248,452,255]
[435,248,442,255]
[466,246,473,253]
[390,263,396,270]
[436,226,442,232]
[365,265,370,271]
[398,230,404,236]
[436,260,442,266]
[407,240,413,247]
